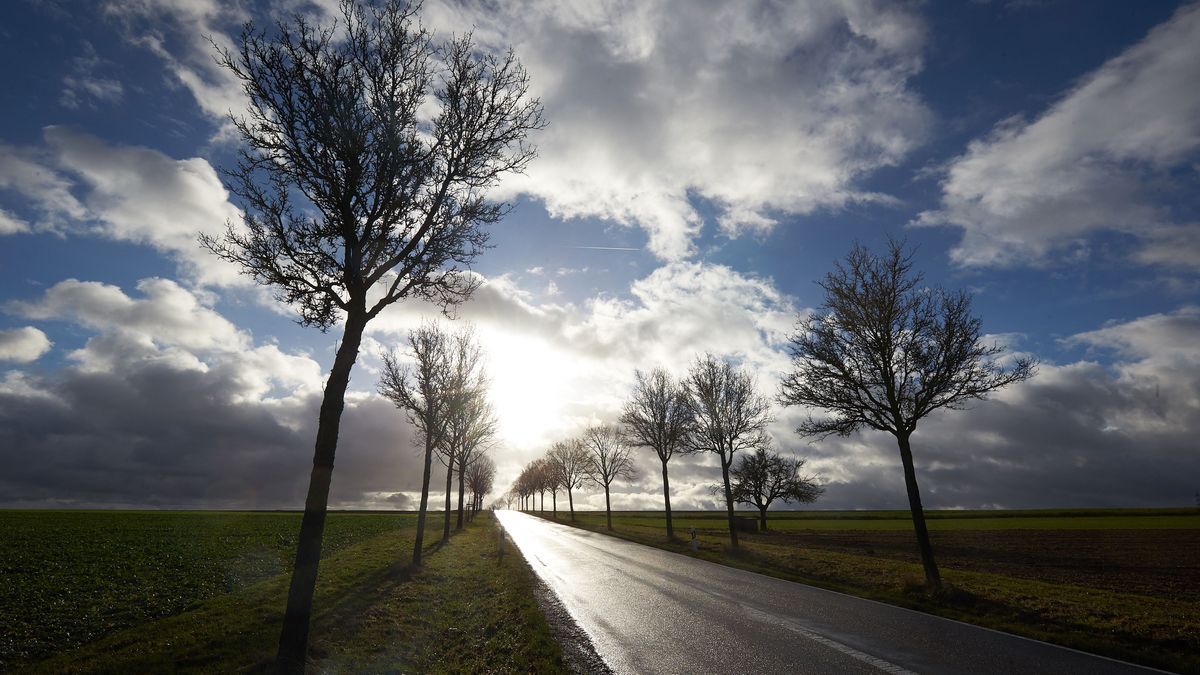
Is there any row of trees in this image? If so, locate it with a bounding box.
[508,358,826,539]
[378,323,499,565]
[510,241,1035,594]
[510,426,636,529]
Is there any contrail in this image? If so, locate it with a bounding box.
[568,245,641,251]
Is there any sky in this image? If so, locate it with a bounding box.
[1,0,1198,511]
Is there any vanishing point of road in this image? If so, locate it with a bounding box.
[496,510,1163,675]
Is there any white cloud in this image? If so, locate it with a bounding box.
[59,40,125,109]
[916,3,1200,269]
[0,327,52,363]
[96,0,930,260]
[367,261,801,496]
[0,129,244,286]
[8,277,322,402]
[419,0,930,259]
[0,141,88,229]
[0,208,29,235]
[102,0,248,127]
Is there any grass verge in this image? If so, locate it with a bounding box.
[535,510,1199,674]
[22,512,565,674]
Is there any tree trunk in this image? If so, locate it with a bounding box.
[721,457,739,548]
[661,460,674,540]
[759,506,768,531]
[276,311,366,673]
[413,431,436,566]
[539,491,543,512]
[456,464,466,530]
[897,433,941,589]
[442,454,453,543]
[551,491,557,518]
[568,487,575,522]
[604,484,612,530]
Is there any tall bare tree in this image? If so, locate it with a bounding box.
[581,425,637,530]
[434,327,490,541]
[621,368,693,540]
[728,446,823,530]
[548,439,589,522]
[685,353,772,549]
[378,323,453,565]
[779,240,1035,589]
[202,1,542,666]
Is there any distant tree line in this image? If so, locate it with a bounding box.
[506,354,825,540]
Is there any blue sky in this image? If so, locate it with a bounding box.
[1,0,1198,510]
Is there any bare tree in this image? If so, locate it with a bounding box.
[453,391,497,529]
[548,439,589,522]
[729,446,823,530]
[779,240,1035,589]
[466,455,495,519]
[202,1,543,666]
[434,328,493,540]
[620,368,693,540]
[378,323,453,565]
[685,353,772,549]
[530,457,551,512]
[515,460,540,512]
[581,425,636,530]
[544,454,562,518]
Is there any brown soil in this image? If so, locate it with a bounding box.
[752,528,1200,602]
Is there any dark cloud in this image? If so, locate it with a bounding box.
[0,359,426,509]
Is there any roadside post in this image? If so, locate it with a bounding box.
[689,526,698,552]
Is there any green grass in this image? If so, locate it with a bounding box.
[538,508,1200,674]
[3,511,565,674]
[0,510,410,668]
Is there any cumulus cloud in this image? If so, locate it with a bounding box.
[0,327,52,363]
[0,128,244,285]
[4,270,1197,511]
[367,262,798,455]
[370,269,1200,511]
[797,307,1200,509]
[417,0,930,259]
[916,3,1200,269]
[120,0,929,259]
[0,277,422,508]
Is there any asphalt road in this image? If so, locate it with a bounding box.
[496,510,1163,675]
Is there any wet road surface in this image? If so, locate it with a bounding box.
[496,510,1162,674]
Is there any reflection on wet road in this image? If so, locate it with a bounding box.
[497,510,1159,674]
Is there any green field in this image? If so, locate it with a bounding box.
[537,508,1200,673]
[604,507,1200,530]
[1,510,564,673]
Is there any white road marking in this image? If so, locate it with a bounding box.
[741,605,918,674]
